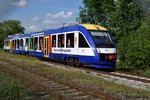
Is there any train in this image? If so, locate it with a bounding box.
[4,24,117,69]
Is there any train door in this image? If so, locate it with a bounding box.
[10,40,13,51]
[44,36,49,57]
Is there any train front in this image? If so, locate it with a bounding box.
[82,24,117,69]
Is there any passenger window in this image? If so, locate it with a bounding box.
[58,34,64,47]
[79,33,89,48]
[20,39,23,47]
[30,38,34,50]
[52,35,56,47]
[4,41,8,46]
[39,37,43,50]
[26,38,29,47]
[17,39,19,49]
[15,40,17,49]
[12,40,15,48]
[14,40,16,48]
[25,38,29,50]
[34,37,38,50]
[66,33,74,48]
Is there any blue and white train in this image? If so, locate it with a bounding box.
[4,24,117,69]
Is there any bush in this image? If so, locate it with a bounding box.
[117,25,150,72]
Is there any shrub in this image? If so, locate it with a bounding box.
[0,73,25,100]
[117,25,150,72]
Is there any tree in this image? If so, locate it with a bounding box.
[78,0,115,26]
[110,0,143,41]
[0,20,25,47]
[111,0,143,66]
[118,24,150,71]
[2,20,25,35]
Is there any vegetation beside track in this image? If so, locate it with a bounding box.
[0,51,150,99]
[0,48,26,99]
[0,72,25,100]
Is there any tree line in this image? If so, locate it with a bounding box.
[78,0,150,73]
[0,20,25,47]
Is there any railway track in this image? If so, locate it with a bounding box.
[83,68,150,91]
[39,60,150,84]
[82,67,150,84]
[38,60,150,91]
[0,58,115,100]
[110,71,150,83]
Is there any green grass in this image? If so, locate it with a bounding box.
[1,51,150,99]
[144,69,150,76]
[0,48,4,52]
[0,72,25,100]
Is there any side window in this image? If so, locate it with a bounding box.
[79,33,89,48]
[34,37,38,50]
[26,38,29,47]
[15,40,17,49]
[58,34,64,47]
[20,39,23,47]
[4,41,8,46]
[25,38,29,50]
[52,35,56,47]
[17,39,19,49]
[12,40,15,48]
[66,33,74,48]
[39,37,43,50]
[30,38,34,50]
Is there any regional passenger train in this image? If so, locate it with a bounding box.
[4,24,117,69]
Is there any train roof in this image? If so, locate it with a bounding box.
[81,24,107,31]
[4,24,108,40]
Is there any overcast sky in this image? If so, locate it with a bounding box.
[0,0,83,33]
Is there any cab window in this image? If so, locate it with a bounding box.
[79,33,89,48]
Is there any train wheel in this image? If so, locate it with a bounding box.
[64,57,67,65]
[70,58,74,66]
[67,57,73,66]
[67,57,70,65]
[74,58,80,67]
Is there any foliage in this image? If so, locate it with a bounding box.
[144,69,150,76]
[0,20,25,47]
[110,0,143,42]
[118,24,150,71]
[78,0,115,27]
[0,73,25,100]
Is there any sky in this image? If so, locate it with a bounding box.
[0,0,83,33]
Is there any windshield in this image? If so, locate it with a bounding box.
[89,30,115,48]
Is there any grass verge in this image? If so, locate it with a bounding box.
[0,52,150,99]
[0,72,25,100]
